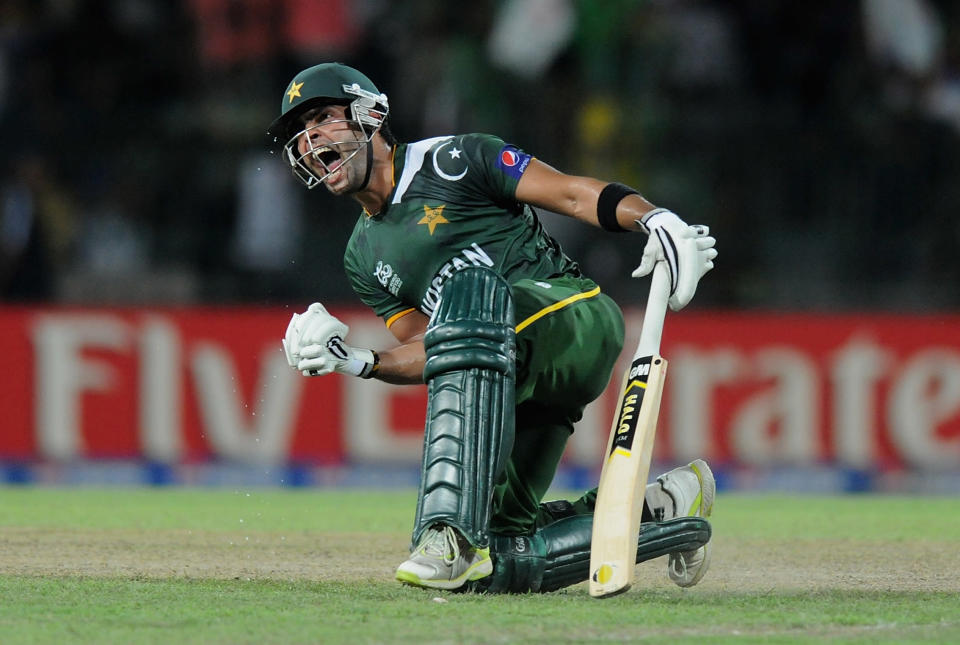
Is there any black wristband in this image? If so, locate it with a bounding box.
[597,182,638,232]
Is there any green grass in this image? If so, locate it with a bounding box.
[4,578,957,645]
[1,488,958,644]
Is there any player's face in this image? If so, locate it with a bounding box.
[296,105,368,195]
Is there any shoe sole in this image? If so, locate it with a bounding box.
[688,459,715,518]
[395,552,493,590]
[670,542,712,588]
[668,459,715,588]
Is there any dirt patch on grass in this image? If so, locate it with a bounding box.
[2,528,957,592]
[0,528,407,581]
[636,535,960,593]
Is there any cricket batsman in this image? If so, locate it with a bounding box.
[272,63,719,592]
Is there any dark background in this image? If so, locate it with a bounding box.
[3,0,958,312]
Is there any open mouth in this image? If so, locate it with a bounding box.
[312,145,342,171]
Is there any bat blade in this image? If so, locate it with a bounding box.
[589,353,667,598]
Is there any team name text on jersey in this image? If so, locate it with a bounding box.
[421,243,495,314]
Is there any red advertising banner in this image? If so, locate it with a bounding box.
[0,307,352,463]
[1,306,959,472]
[654,312,960,471]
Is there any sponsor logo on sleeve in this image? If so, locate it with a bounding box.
[496,145,532,180]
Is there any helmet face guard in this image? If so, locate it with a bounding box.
[281,84,389,190]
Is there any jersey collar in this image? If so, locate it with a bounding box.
[363,143,403,220]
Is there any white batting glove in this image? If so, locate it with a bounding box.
[282,303,328,368]
[286,303,379,378]
[632,209,717,311]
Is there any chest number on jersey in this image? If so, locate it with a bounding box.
[418,205,449,235]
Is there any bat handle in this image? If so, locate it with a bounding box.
[635,261,670,358]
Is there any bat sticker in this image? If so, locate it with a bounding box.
[610,356,654,456]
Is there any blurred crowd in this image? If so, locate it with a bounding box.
[2,0,959,310]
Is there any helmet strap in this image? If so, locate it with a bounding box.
[358,137,374,191]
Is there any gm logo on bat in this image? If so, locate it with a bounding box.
[629,361,651,379]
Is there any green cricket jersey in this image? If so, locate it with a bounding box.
[341,134,626,538]
[343,134,582,322]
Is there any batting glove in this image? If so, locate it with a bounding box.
[282,303,330,368]
[283,303,378,378]
[633,209,717,311]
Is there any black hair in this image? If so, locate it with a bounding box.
[378,118,397,146]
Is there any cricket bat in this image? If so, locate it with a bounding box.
[589,261,672,598]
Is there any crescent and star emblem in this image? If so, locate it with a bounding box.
[432,140,468,181]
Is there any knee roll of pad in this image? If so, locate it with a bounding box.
[412,267,516,549]
[422,321,514,378]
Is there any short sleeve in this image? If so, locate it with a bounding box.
[454,133,533,203]
[343,234,408,321]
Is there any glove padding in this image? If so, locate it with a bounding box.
[282,303,335,368]
[281,303,377,378]
[633,208,717,311]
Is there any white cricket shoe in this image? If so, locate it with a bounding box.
[648,459,715,588]
[395,524,492,590]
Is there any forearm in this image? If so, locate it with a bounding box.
[372,337,427,385]
[560,176,658,232]
[515,161,658,231]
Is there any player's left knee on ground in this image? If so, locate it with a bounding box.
[467,516,711,593]
[410,267,516,550]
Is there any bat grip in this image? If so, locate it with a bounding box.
[635,261,670,358]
